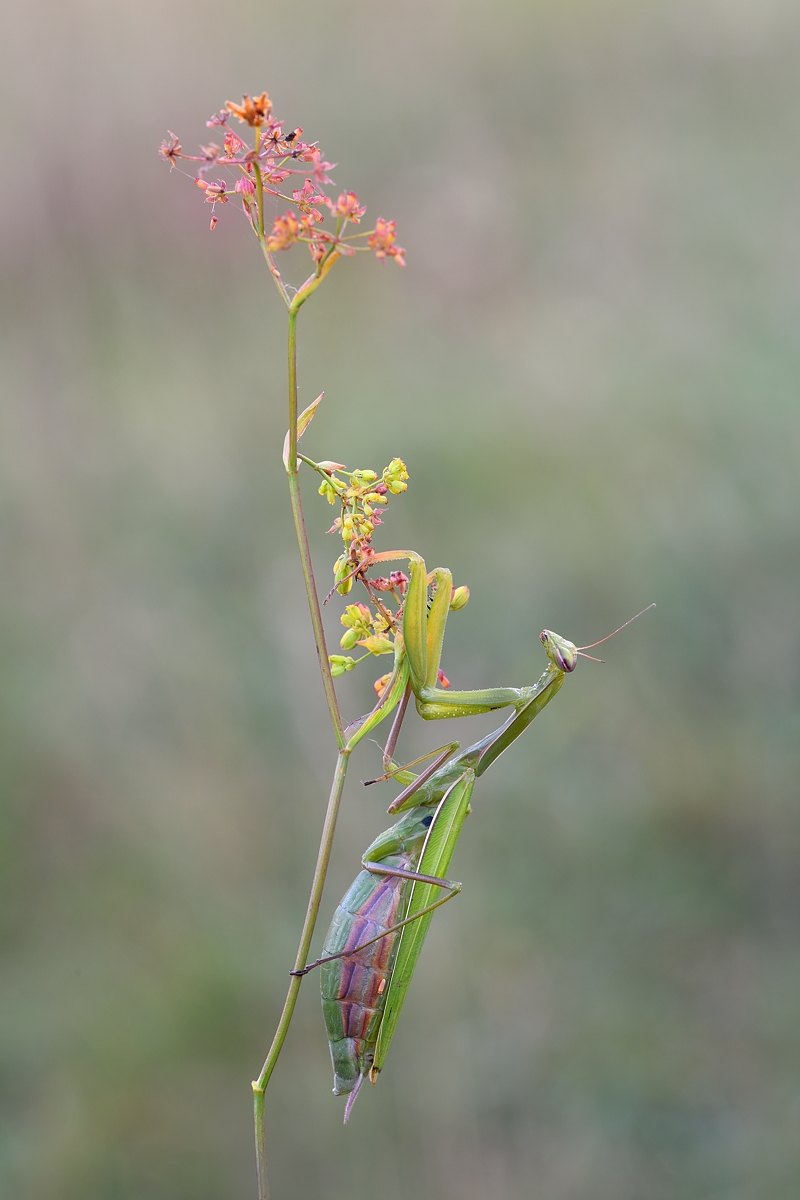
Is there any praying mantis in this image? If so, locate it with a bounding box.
[294,545,653,1120]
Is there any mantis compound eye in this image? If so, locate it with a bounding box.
[421,814,433,827]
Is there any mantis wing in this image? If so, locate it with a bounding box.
[372,768,475,1077]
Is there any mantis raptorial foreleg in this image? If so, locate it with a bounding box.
[371,551,546,719]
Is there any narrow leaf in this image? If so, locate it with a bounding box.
[283,392,324,470]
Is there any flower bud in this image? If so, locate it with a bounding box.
[383,458,409,494]
[450,585,470,611]
[341,603,372,636]
[373,672,392,698]
[340,628,359,650]
[329,655,356,677]
[333,554,354,596]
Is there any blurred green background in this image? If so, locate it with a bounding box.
[2,1,799,1197]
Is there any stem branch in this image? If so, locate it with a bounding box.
[285,309,344,747]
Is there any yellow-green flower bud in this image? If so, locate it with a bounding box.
[340,628,359,650]
[341,602,371,630]
[450,585,470,611]
[383,458,409,494]
[329,655,356,677]
[333,554,354,596]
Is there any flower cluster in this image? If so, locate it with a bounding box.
[309,457,468,688]
[316,458,409,595]
[160,91,404,269]
[309,456,407,680]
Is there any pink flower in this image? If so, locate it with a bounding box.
[331,191,366,223]
[368,217,405,265]
[266,211,300,251]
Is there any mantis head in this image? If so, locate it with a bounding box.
[541,604,656,674]
[540,630,579,673]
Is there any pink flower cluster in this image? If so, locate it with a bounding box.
[160,92,404,266]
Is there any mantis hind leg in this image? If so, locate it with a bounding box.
[291,865,462,977]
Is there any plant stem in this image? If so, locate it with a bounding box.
[252,300,354,1200]
[253,127,265,238]
[285,308,345,748]
[253,748,351,1200]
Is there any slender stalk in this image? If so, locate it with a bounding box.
[285,309,345,748]
[253,748,351,1199]
[253,127,265,238]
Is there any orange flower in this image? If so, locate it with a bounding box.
[225,92,272,127]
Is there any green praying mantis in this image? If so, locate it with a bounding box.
[293,548,654,1120]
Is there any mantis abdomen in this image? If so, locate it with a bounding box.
[320,807,432,1097]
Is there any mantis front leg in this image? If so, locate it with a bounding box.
[372,551,562,719]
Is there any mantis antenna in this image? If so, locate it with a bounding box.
[575,602,656,663]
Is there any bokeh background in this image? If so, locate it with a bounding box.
[2,1,799,1197]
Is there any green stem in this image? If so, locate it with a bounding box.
[286,308,345,747]
[253,128,265,238]
[289,249,341,316]
[252,748,351,1199]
